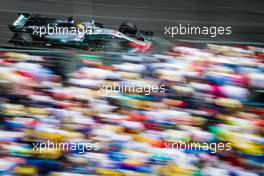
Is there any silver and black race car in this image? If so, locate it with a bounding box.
[8,13,153,52]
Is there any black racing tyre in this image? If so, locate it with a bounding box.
[13,33,33,47]
[119,21,137,37]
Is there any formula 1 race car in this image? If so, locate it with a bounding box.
[8,13,153,52]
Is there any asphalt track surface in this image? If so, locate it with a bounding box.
[0,0,264,46]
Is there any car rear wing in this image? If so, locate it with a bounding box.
[8,13,31,32]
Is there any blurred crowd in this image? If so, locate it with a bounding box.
[0,44,263,176]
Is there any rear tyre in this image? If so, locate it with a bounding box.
[12,33,32,47]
